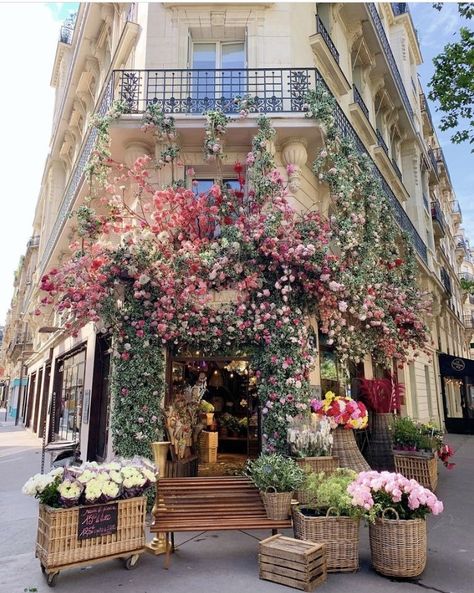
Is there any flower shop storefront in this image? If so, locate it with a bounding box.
[439,353,474,434]
[167,353,261,472]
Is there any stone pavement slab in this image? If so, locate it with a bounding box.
[0,421,471,593]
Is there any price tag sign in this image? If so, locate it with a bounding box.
[78,503,118,540]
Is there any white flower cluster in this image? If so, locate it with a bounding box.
[22,457,156,507]
[287,414,333,458]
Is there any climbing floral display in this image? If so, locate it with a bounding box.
[39,88,430,456]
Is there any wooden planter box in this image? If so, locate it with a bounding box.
[292,508,360,572]
[259,534,327,592]
[393,451,438,490]
[199,431,218,463]
[36,497,146,586]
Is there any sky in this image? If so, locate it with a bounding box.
[0,2,472,326]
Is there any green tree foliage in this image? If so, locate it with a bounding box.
[429,3,474,150]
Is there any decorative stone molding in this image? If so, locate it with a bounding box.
[281,139,308,193]
[124,141,153,168]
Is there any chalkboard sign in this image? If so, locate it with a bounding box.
[78,503,118,540]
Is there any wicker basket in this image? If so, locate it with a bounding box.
[260,490,294,520]
[36,497,146,570]
[393,452,438,490]
[332,427,370,473]
[295,456,339,475]
[292,507,360,572]
[369,508,427,577]
[366,413,395,471]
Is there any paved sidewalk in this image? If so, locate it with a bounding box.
[0,420,472,593]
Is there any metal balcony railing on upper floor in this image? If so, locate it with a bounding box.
[440,267,452,296]
[391,3,408,16]
[451,200,462,217]
[59,25,74,44]
[428,148,438,175]
[27,235,40,249]
[367,4,414,121]
[391,158,403,181]
[114,68,320,114]
[431,200,447,234]
[376,128,389,156]
[433,146,453,187]
[464,315,474,329]
[353,86,369,120]
[316,15,339,64]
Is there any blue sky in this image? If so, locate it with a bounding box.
[410,2,474,242]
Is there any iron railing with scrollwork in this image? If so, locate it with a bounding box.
[316,15,339,64]
[431,200,447,234]
[440,267,452,295]
[376,129,389,156]
[391,3,408,16]
[433,146,453,186]
[367,4,413,121]
[59,25,74,44]
[113,68,319,114]
[353,86,369,120]
[391,158,403,181]
[428,148,438,175]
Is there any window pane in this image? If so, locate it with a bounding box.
[193,43,216,103]
[192,43,217,69]
[222,43,245,69]
[193,179,214,195]
[221,42,246,102]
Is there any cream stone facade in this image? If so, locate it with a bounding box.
[2,2,473,459]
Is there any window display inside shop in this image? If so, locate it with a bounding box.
[53,349,86,442]
[170,358,259,461]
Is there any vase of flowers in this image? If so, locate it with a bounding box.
[287,413,338,504]
[348,470,443,578]
[311,392,370,472]
[245,454,305,520]
[293,469,362,572]
[391,417,455,490]
[23,458,155,586]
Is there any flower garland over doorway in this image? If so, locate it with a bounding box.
[39,85,430,458]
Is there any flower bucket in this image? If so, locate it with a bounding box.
[369,508,427,577]
[332,427,370,473]
[292,507,360,572]
[260,488,293,521]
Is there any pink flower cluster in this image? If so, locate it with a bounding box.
[348,471,444,517]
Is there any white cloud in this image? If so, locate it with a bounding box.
[0,4,60,324]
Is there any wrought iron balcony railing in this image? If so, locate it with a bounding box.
[59,25,74,44]
[114,68,319,114]
[428,148,438,175]
[353,86,369,120]
[391,158,403,181]
[431,200,447,233]
[27,235,40,249]
[440,267,452,296]
[376,128,389,156]
[433,146,453,186]
[464,315,474,329]
[316,15,339,64]
[367,4,414,120]
[420,92,435,130]
[391,3,408,16]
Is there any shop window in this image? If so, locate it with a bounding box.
[319,332,350,395]
[54,349,86,442]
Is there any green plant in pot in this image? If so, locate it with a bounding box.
[220,412,240,436]
[245,454,305,520]
[293,469,362,572]
[200,400,215,427]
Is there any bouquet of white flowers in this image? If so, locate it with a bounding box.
[287,413,333,458]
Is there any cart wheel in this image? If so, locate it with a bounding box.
[46,572,59,587]
[124,554,140,570]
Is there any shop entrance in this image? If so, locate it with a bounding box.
[168,356,260,475]
[439,353,474,434]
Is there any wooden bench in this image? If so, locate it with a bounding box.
[150,476,292,567]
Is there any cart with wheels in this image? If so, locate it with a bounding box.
[36,497,146,587]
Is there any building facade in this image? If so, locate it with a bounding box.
[2,2,473,460]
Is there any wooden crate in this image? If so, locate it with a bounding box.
[199,431,219,448]
[259,534,326,591]
[200,447,217,463]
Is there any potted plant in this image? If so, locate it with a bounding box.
[311,392,370,472]
[23,458,155,586]
[245,454,305,520]
[200,399,215,426]
[220,412,241,437]
[359,376,404,471]
[293,469,362,572]
[391,417,455,490]
[287,413,338,476]
[348,470,444,577]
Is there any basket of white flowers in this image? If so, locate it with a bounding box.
[23,458,155,587]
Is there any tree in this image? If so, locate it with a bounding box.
[429,3,474,150]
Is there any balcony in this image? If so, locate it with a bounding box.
[427,148,439,179]
[440,267,452,296]
[349,86,377,146]
[451,200,462,224]
[433,147,453,186]
[373,134,408,201]
[464,315,474,329]
[59,25,74,44]
[114,68,321,115]
[310,17,351,95]
[366,4,413,122]
[455,236,468,264]
[376,129,389,156]
[391,3,408,16]
[431,201,447,239]
[391,158,403,182]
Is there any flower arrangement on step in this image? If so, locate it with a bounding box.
[311,391,368,430]
[348,470,444,578]
[22,458,156,508]
[245,454,305,520]
[293,469,362,572]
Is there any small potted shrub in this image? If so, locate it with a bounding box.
[245,454,305,520]
[311,391,369,472]
[293,469,362,572]
[287,413,337,476]
[220,412,240,437]
[348,470,444,577]
[199,399,215,426]
[391,417,455,490]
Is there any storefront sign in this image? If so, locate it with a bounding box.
[78,503,118,540]
[451,358,466,372]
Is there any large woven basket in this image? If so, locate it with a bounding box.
[36,497,146,569]
[260,490,293,521]
[292,507,360,572]
[393,452,438,491]
[369,509,427,577]
[332,427,370,473]
[366,413,395,471]
[295,456,339,475]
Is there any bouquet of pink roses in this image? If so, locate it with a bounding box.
[311,391,368,430]
[347,470,443,520]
